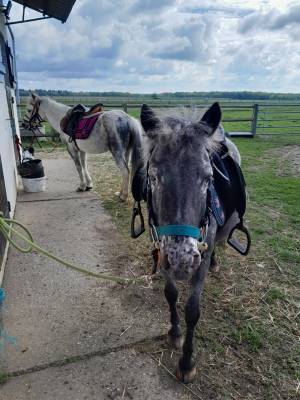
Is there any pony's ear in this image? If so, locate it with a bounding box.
[140,104,161,134]
[200,102,221,134]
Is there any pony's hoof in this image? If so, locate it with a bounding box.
[167,334,183,350]
[76,187,85,192]
[176,366,197,383]
[85,186,93,191]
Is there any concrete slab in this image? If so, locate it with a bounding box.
[0,349,190,400]
[1,158,167,374]
[18,158,97,202]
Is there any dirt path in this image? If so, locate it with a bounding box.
[0,156,191,400]
[272,144,300,176]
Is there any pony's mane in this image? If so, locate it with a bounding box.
[143,107,223,158]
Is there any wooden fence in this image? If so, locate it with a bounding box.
[18,101,300,139]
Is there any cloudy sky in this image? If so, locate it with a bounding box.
[9,0,300,93]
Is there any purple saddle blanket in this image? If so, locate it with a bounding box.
[74,112,102,140]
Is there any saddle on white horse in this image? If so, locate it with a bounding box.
[60,103,104,141]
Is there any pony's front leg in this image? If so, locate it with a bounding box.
[164,276,183,349]
[80,151,93,190]
[66,144,86,191]
[177,267,207,383]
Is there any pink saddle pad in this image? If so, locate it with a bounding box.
[74,113,102,140]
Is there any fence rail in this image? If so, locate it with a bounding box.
[256,103,300,135]
[18,101,300,138]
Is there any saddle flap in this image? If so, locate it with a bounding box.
[60,104,86,135]
[209,184,225,226]
[212,144,247,220]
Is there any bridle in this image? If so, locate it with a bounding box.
[148,183,211,252]
[22,101,45,140]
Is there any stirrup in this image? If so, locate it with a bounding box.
[131,202,145,238]
[227,221,251,256]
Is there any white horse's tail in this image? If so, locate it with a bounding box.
[129,116,144,178]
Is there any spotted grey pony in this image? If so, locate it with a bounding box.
[138,103,246,383]
[23,93,143,200]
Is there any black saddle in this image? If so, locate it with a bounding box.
[60,103,104,137]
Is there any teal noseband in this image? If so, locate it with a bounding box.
[156,225,202,240]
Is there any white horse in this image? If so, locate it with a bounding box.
[23,93,143,200]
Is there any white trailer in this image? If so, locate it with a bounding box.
[0,0,76,282]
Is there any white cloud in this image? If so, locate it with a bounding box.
[8,0,300,92]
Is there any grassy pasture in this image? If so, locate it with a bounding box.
[81,132,300,400]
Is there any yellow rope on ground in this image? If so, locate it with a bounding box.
[0,212,147,286]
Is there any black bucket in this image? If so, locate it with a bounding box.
[18,159,45,179]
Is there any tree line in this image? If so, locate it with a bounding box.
[19,89,300,101]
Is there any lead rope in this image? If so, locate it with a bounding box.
[0,213,150,286]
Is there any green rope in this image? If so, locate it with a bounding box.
[0,212,146,286]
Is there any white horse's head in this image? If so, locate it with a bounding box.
[22,93,45,131]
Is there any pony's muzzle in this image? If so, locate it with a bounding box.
[160,236,201,279]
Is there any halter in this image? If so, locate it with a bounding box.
[146,178,211,246]
[156,225,202,240]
